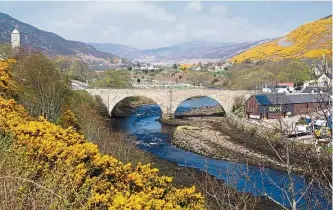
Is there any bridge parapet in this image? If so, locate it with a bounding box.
[86,88,252,116]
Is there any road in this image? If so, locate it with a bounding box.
[71,80,89,90]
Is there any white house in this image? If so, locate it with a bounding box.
[148,66,155,70]
[317,73,332,87]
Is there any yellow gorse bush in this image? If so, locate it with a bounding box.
[0,59,16,96]
[0,96,205,209]
[232,16,332,62]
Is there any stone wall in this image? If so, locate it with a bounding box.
[86,88,253,116]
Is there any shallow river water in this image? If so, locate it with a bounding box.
[112,97,329,209]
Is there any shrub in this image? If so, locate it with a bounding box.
[296,117,307,125]
[232,95,246,112]
[0,96,205,209]
[13,53,71,122]
[249,127,257,136]
[0,59,17,97]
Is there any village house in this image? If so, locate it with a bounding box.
[317,73,332,87]
[276,82,294,92]
[245,93,330,120]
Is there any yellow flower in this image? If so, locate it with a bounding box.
[0,96,206,209]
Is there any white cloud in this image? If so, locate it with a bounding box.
[128,29,158,46]
[82,2,176,22]
[101,26,120,39]
[176,24,187,31]
[186,1,203,12]
[210,4,228,16]
[0,1,286,49]
[193,29,217,38]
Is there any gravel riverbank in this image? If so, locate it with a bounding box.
[157,104,308,171]
[171,118,287,171]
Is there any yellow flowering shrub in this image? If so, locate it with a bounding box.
[179,63,193,70]
[59,109,79,129]
[232,16,332,62]
[0,59,17,96]
[0,96,205,209]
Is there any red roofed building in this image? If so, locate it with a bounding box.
[277,82,294,87]
[277,82,294,92]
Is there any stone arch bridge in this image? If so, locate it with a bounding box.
[86,89,252,117]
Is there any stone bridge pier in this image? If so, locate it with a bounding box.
[86,89,252,117]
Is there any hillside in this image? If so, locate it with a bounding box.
[0,12,120,65]
[90,43,142,60]
[92,40,270,63]
[232,15,332,62]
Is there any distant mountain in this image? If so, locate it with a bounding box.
[90,43,141,60]
[141,41,234,60]
[192,40,271,59]
[0,12,120,65]
[231,15,332,62]
[92,40,270,63]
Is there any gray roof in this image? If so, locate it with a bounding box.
[265,94,292,104]
[255,93,330,105]
[301,86,322,93]
[286,94,327,104]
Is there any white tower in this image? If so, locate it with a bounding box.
[11,28,20,49]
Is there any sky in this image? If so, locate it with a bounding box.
[0,1,332,49]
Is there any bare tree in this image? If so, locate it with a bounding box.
[14,53,70,122]
[191,56,332,210]
[239,56,333,210]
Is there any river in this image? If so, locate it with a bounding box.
[112,97,329,209]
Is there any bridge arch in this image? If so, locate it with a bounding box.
[173,95,227,116]
[86,89,251,117]
[110,96,163,117]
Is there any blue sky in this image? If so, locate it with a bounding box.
[0,1,331,49]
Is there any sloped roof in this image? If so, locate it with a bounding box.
[325,73,332,79]
[255,95,271,105]
[301,86,321,93]
[277,82,294,87]
[286,94,323,103]
[265,94,292,104]
[12,28,19,34]
[254,93,330,105]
